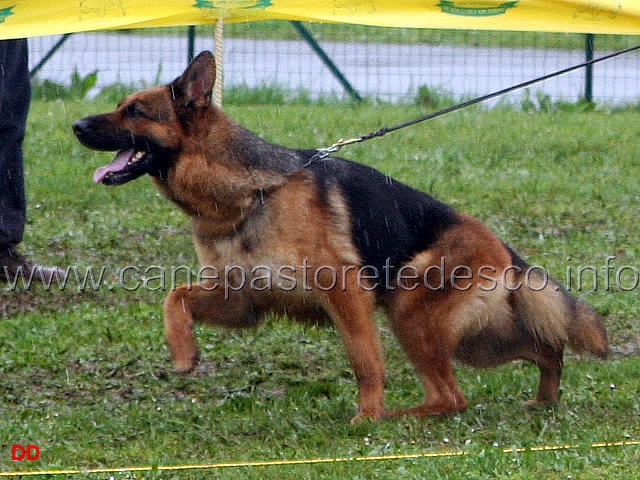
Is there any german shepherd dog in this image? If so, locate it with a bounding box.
[73,51,608,422]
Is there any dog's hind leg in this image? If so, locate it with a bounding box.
[523,346,563,408]
[386,332,467,417]
[384,291,468,418]
[163,281,256,373]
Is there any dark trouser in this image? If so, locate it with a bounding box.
[0,39,30,247]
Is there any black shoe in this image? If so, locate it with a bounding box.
[0,245,62,284]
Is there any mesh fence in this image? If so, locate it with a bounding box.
[27,22,640,105]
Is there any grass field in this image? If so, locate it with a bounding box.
[1,97,639,478]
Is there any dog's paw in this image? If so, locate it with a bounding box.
[350,408,383,424]
[522,399,558,410]
[172,357,198,374]
[171,351,200,374]
[172,363,194,374]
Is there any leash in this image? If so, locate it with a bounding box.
[304,43,640,167]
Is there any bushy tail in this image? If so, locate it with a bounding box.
[567,298,609,358]
[511,272,608,358]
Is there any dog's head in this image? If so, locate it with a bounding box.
[72,51,216,186]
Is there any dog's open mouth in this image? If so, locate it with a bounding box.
[93,149,151,185]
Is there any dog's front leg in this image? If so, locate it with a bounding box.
[325,284,385,423]
[163,282,256,372]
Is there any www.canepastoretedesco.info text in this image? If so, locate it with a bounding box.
[3,256,638,295]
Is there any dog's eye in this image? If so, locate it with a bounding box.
[126,103,147,118]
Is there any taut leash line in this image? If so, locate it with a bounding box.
[304,43,640,167]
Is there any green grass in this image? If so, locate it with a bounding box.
[0,99,639,478]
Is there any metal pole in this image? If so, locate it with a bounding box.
[29,34,72,78]
[585,33,594,103]
[188,26,196,64]
[290,21,362,102]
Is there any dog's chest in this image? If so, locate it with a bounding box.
[187,180,360,300]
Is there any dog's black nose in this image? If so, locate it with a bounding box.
[72,119,88,136]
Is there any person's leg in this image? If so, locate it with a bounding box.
[0,39,60,283]
[0,38,30,248]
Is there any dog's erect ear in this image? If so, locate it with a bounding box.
[172,51,216,108]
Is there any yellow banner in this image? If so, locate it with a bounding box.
[1,1,640,39]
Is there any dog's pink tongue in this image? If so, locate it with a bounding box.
[93,150,133,184]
